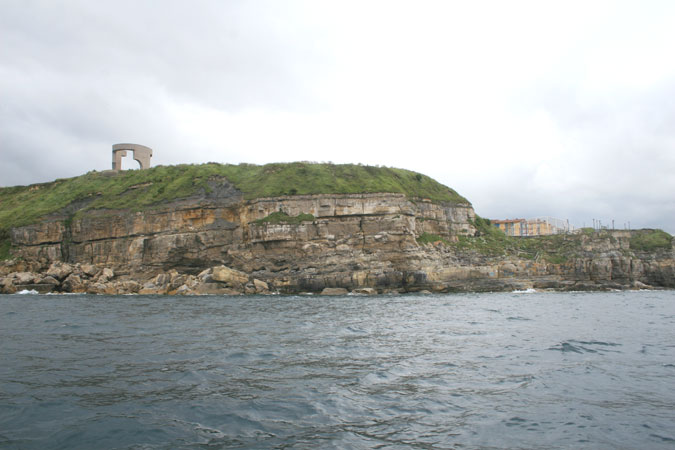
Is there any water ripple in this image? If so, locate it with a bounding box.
[1,290,674,449]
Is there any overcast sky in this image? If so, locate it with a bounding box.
[1,1,674,232]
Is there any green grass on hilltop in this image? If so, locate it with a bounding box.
[630,229,673,252]
[226,162,468,204]
[0,162,469,232]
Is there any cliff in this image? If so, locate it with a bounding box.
[1,163,673,294]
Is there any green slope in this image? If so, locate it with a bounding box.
[0,162,469,232]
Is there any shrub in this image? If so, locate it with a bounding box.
[416,233,450,245]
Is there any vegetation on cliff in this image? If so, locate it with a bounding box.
[0,162,467,228]
[630,229,673,252]
[419,217,672,264]
[0,229,10,260]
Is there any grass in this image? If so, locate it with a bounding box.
[0,241,10,260]
[254,211,315,225]
[449,221,673,261]
[416,232,451,245]
[0,162,469,234]
[425,215,582,262]
[0,228,10,260]
[630,229,673,252]
[222,162,469,203]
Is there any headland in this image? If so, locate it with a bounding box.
[1,162,673,294]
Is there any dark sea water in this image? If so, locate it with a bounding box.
[1,290,674,449]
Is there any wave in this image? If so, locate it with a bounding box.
[15,289,39,295]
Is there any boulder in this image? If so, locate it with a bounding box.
[169,274,188,291]
[632,280,653,290]
[212,266,249,285]
[98,268,115,283]
[320,287,349,295]
[352,287,377,295]
[117,280,140,294]
[62,274,86,293]
[87,283,108,294]
[253,278,269,293]
[80,263,98,277]
[244,283,257,294]
[39,275,61,286]
[175,284,190,295]
[14,272,36,284]
[46,262,73,281]
[153,273,171,286]
[197,268,212,281]
[1,277,18,294]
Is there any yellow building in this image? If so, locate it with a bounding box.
[492,219,527,236]
[492,217,573,236]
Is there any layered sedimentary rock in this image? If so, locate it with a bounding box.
[3,188,674,294]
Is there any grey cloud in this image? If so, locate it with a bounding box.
[0,1,328,186]
[472,79,675,232]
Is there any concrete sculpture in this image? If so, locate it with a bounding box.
[112,143,153,171]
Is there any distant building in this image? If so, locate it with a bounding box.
[492,217,574,236]
[492,218,527,236]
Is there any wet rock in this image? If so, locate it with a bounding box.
[244,283,257,294]
[352,287,377,295]
[632,280,653,290]
[14,283,55,294]
[2,282,17,294]
[320,287,349,295]
[192,283,241,295]
[87,283,108,294]
[117,280,140,294]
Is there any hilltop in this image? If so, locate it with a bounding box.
[0,162,468,231]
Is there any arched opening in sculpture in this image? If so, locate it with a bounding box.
[112,143,153,171]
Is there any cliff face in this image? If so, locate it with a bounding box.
[3,187,674,294]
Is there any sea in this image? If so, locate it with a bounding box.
[1,290,674,449]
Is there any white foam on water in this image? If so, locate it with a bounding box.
[15,289,39,295]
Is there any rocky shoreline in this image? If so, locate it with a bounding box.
[0,260,382,296]
[0,258,666,296]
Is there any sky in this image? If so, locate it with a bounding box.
[1,1,674,232]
